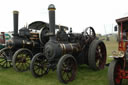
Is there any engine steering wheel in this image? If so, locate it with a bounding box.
[83,26,96,38]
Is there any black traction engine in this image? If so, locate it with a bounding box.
[0,11,49,72]
[30,4,107,84]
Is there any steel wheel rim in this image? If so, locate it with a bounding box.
[95,43,106,69]
[60,57,77,83]
[33,55,48,76]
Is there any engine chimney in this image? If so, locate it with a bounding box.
[48,4,56,41]
[13,11,19,36]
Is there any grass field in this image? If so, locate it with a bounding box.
[0,38,118,85]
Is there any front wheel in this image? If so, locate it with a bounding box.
[108,59,122,85]
[57,54,77,84]
[12,48,33,72]
[30,53,49,77]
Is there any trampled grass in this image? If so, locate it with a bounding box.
[0,38,118,85]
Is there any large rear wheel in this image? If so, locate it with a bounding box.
[57,54,77,84]
[0,47,12,68]
[88,40,107,70]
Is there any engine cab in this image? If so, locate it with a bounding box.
[116,17,128,51]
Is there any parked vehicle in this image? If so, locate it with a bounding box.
[108,16,128,85]
[30,4,107,84]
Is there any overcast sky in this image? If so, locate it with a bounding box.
[0,0,128,35]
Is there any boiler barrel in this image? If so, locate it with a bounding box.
[59,43,81,54]
[7,38,39,48]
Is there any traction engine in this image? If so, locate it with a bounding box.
[0,11,49,71]
[30,4,107,84]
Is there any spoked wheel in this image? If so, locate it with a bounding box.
[88,40,106,70]
[30,53,49,77]
[57,54,77,84]
[0,47,12,68]
[12,48,33,72]
[108,59,122,85]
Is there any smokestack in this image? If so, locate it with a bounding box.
[48,4,56,41]
[13,11,19,36]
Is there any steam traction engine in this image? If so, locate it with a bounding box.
[108,17,128,85]
[30,4,107,83]
[0,11,49,71]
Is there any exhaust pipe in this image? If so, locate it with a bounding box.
[13,11,19,36]
[48,4,56,41]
